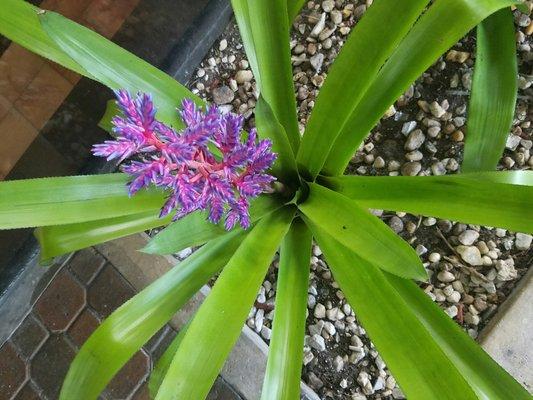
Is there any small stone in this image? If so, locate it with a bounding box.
[431,161,446,176]
[333,355,344,372]
[219,39,228,51]
[456,245,483,266]
[458,230,480,246]
[404,129,425,151]
[212,85,235,105]
[401,162,421,176]
[310,53,325,72]
[515,233,532,250]
[303,350,314,365]
[235,70,253,84]
[446,49,470,63]
[373,376,386,392]
[314,303,326,319]
[428,253,441,263]
[495,258,517,281]
[388,216,404,233]
[322,0,335,12]
[429,101,446,118]
[495,228,507,238]
[340,378,348,389]
[311,13,326,37]
[326,307,339,321]
[308,334,326,351]
[178,247,192,259]
[416,244,428,256]
[423,217,437,226]
[437,270,455,283]
[451,130,464,142]
[331,9,343,24]
[446,291,461,303]
[260,326,272,340]
[401,121,417,135]
[307,372,324,390]
[427,126,441,138]
[373,156,386,169]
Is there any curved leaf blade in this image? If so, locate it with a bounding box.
[255,97,299,184]
[36,211,172,261]
[386,273,531,400]
[143,194,285,255]
[287,0,306,22]
[247,0,300,152]
[261,219,311,400]
[463,9,518,172]
[230,0,261,87]
[322,172,533,234]
[299,183,426,280]
[39,11,202,128]
[0,0,88,76]
[60,230,245,400]
[0,174,164,229]
[149,323,190,398]
[297,0,430,179]
[322,0,518,176]
[155,207,295,400]
[313,228,478,400]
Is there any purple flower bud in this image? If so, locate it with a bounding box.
[92,91,277,229]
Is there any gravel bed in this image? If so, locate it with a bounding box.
[169,1,533,399]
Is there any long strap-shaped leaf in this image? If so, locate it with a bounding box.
[60,230,246,400]
[299,183,426,280]
[261,219,311,400]
[0,174,164,229]
[255,97,299,184]
[312,228,478,400]
[148,322,190,398]
[463,9,518,172]
[143,194,284,255]
[247,0,300,152]
[322,0,518,176]
[321,171,533,234]
[38,11,202,127]
[385,273,531,400]
[155,206,294,400]
[230,0,261,87]
[297,0,430,179]
[287,0,306,22]
[36,211,172,261]
[0,0,88,76]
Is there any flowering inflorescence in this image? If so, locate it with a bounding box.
[92,90,276,230]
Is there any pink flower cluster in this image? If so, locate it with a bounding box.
[93,90,276,230]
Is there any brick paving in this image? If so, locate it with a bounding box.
[0,248,177,400]
[0,0,140,179]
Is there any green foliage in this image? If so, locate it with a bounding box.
[0,1,530,399]
[463,9,518,172]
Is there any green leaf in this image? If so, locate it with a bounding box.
[255,97,299,185]
[149,322,190,398]
[261,218,311,400]
[297,0,430,179]
[463,9,518,172]
[39,11,202,128]
[385,273,532,400]
[230,0,261,87]
[155,207,295,400]
[321,171,533,234]
[247,0,300,152]
[0,174,164,229]
[36,211,172,261]
[287,0,306,21]
[60,230,245,400]
[98,100,119,132]
[322,0,518,176]
[312,228,478,400]
[143,194,285,255]
[0,0,88,76]
[299,183,426,280]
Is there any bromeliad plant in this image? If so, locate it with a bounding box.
[0,0,531,399]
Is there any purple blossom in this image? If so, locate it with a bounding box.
[92,90,277,229]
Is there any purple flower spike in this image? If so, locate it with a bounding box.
[92,91,277,230]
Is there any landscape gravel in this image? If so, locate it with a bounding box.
[167,1,533,399]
